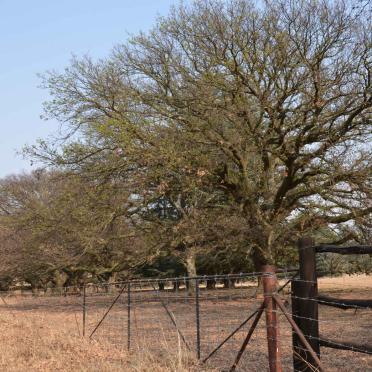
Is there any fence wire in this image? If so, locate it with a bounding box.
[0,270,371,371]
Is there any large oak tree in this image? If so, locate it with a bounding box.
[28,0,371,271]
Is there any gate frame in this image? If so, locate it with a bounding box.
[292,237,372,371]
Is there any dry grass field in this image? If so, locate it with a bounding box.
[0,308,212,372]
[0,275,371,371]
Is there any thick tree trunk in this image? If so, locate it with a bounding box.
[0,277,12,291]
[223,278,236,289]
[107,271,117,293]
[185,249,197,294]
[53,270,68,295]
[252,246,268,298]
[31,283,39,296]
[206,279,216,289]
[25,277,40,296]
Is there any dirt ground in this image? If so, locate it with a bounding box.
[0,275,371,372]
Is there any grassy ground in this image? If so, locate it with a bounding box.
[0,309,214,372]
[0,275,371,371]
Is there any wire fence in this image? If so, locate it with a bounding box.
[83,271,297,370]
[0,266,371,371]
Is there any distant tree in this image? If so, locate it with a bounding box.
[0,171,146,289]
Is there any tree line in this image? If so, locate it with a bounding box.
[0,0,371,291]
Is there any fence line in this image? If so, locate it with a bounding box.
[0,241,370,371]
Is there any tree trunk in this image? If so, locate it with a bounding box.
[173,281,181,291]
[31,283,39,296]
[185,248,197,294]
[0,277,12,291]
[206,279,216,289]
[25,277,40,296]
[53,270,68,295]
[223,278,236,289]
[252,246,268,298]
[107,272,117,293]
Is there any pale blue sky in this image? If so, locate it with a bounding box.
[0,0,187,177]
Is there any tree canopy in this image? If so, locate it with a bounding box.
[1,0,370,289]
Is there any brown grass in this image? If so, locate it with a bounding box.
[0,307,213,372]
[0,276,371,371]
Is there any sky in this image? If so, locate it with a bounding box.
[0,0,188,178]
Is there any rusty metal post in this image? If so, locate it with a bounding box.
[262,265,282,372]
[292,237,320,371]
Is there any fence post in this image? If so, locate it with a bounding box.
[292,237,320,371]
[127,282,131,351]
[195,278,201,359]
[262,265,282,372]
[82,284,86,337]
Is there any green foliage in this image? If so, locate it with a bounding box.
[196,247,254,275]
[1,0,371,286]
[317,253,372,277]
[135,254,187,279]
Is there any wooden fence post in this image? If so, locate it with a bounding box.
[292,237,320,371]
[262,265,282,372]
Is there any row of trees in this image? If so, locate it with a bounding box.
[0,170,257,290]
[0,0,371,291]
